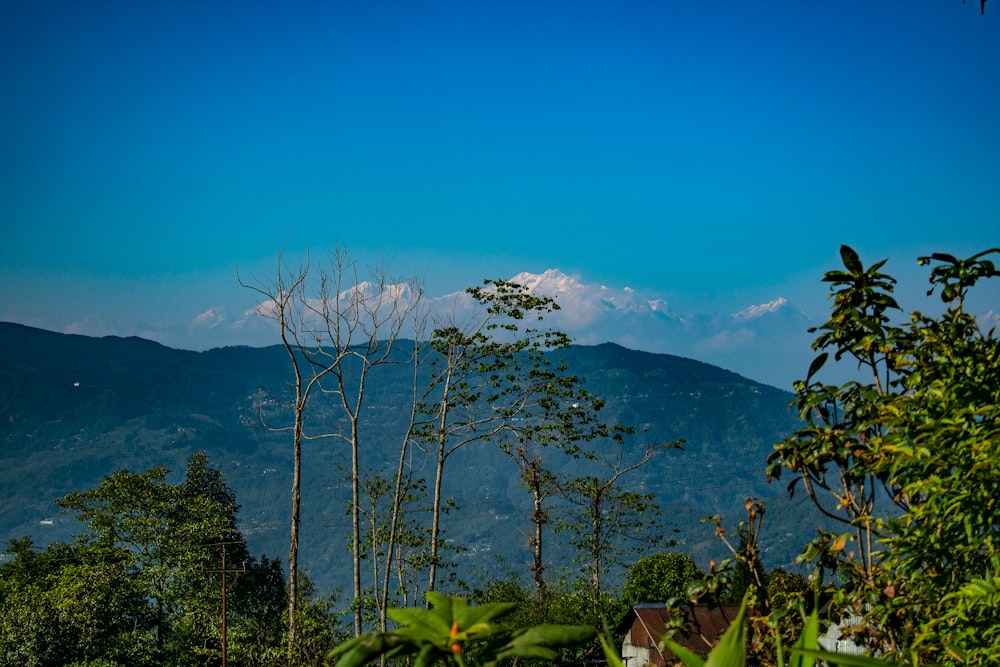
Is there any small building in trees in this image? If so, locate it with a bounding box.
[817,609,867,657]
[618,603,748,667]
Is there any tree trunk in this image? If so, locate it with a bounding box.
[591,483,602,590]
[428,443,446,594]
[427,380,451,595]
[288,412,302,658]
[532,488,545,597]
[351,419,362,635]
[379,398,419,631]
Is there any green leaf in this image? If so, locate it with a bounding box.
[599,632,630,667]
[929,252,959,265]
[496,644,559,661]
[789,606,820,667]
[388,607,451,638]
[806,353,828,382]
[660,637,707,667]
[413,643,439,667]
[840,245,863,275]
[504,623,595,648]
[703,596,747,667]
[330,633,410,667]
[496,623,594,661]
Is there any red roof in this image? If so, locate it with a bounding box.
[621,603,746,664]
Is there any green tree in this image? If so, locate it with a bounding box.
[413,278,605,594]
[57,465,193,664]
[353,468,431,626]
[872,249,1000,664]
[471,577,544,630]
[471,577,630,662]
[623,551,704,604]
[228,555,288,667]
[53,452,272,666]
[767,246,901,582]
[289,574,351,667]
[767,246,1000,665]
[172,452,253,663]
[764,567,809,614]
[498,382,615,600]
[1,457,287,667]
[542,586,631,657]
[557,438,680,591]
[0,538,151,667]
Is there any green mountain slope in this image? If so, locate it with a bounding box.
[0,322,819,592]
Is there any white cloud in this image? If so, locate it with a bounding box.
[64,314,123,338]
[192,308,228,329]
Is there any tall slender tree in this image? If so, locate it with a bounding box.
[241,246,424,641]
[411,279,602,593]
[500,386,614,599]
[354,467,430,629]
[504,445,561,598]
[240,251,325,652]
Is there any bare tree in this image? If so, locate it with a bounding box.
[239,252,322,656]
[240,247,423,646]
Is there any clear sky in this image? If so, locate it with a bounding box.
[2,1,998,355]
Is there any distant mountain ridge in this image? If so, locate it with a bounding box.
[0,321,821,592]
[32,270,813,389]
[183,269,1000,391]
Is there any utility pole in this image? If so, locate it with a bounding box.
[205,545,245,667]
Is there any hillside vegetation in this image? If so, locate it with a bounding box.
[2,246,997,667]
[0,321,810,593]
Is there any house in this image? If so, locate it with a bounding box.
[816,609,867,657]
[619,603,747,667]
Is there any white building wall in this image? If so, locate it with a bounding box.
[621,629,654,667]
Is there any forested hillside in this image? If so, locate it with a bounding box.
[0,321,812,593]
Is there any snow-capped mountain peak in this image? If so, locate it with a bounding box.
[339,280,419,305]
[220,269,813,388]
[504,269,667,314]
[732,297,788,321]
[508,269,579,294]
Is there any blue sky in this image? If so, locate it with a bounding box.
[2,1,998,363]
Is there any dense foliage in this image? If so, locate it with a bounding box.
[768,246,1000,665]
[0,454,346,667]
[623,551,704,604]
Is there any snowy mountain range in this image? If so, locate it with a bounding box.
[197,269,816,390]
[457,269,815,389]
